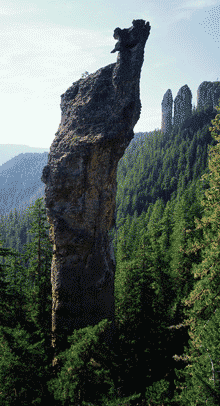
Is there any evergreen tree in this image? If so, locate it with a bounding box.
[19,197,53,327]
[1,94,219,405]
[0,198,55,405]
[46,319,142,406]
[173,100,220,405]
[0,237,28,330]
[114,209,179,403]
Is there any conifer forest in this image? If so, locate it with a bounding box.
[1,101,220,405]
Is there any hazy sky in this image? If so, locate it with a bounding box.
[1,0,220,148]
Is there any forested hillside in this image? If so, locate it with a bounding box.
[0,101,220,405]
[0,152,48,218]
[115,104,217,230]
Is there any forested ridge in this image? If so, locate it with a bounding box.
[0,101,220,405]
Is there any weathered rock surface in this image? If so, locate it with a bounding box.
[161,81,220,136]
[41,19,151,365]
[197,81,220,110]
[173,84,192,128]
[161,89,173,135]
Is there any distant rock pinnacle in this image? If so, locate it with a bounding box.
[161,80,220,137]
[173,85,192,128]
[161,89,173,135]
[197,81,220,110]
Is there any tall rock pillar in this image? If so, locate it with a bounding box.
[161,89,173,135]
[173,84,192,128]
[197,81,220,110]
[41,19,151,367]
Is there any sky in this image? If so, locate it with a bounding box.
[1,0,220,149]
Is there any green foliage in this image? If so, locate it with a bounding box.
[172,99,220,405]
[0,324,50,405]
[114,219,179,402]
[47,319,141,406]
[144,379,172,405]
[0,102,220,405]
[173,309,220,405]
[116,107,217,230]
[0,198,55,405]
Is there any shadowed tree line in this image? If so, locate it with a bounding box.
[0,101,220,405]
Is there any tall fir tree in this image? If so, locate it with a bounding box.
[0,198,55,405]
[173,100,220,405]
[19,198,53,329]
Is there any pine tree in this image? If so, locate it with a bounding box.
[17,198,53,362]
[173,100,220,405]
[0,199,55,405]
[0,236,28,330]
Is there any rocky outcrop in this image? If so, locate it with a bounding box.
[161,85,192,135]
[161,81,220,135]
[173,84,192,128]
[161,89,173,135]
[41,19,151,366]
[197,81,220,110]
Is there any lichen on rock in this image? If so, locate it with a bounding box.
[41,19,151,366]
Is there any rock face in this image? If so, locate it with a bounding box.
[161,81,220,135]
[41,19,151,366]
[173,84,192,128]
[161,85,192,135]
[161,89,173,135]
[197,81,220,110]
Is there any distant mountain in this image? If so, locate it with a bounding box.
[0,135,146,219]
[0,144,49,167]
[0,152,48,219]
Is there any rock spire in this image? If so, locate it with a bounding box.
[161,89,173,135]
[173,84,192,128]
[41,19,151,367]
[197,81,220,110]
[161,80,220,136]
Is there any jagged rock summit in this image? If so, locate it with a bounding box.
[161,89,173,135]
[161,80,220,136]
[161,85,192,134]
[41,19,151,366]
[197,81,220,110]
[173,84,192,128]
